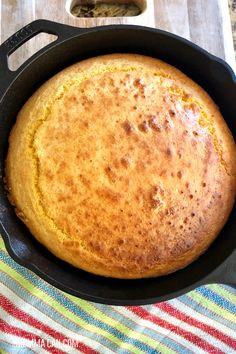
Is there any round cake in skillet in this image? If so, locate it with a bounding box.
[5,54,236,279]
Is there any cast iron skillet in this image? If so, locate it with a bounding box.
[0,20,235,305]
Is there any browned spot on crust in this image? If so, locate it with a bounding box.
[57,161,67,172]
[68,95,78,103]
[177,171,182,179]
[134,78,142,86]
[57,194,70,202]
[122,120,135,134]
[81,95,93,106]
[133,78,146,93]
[159,169,167,177]
[177,151,182,158]
[136,160,147,173]
[65,177,74,187]
[89,240,102,252]
[165,207,175,216]
[63,240,81,248]
[164,119,174,130]
[138,120,149,132]
[182,92,191,101]
[109,134,117,144]
[120,155,131,168]
[76,151,91,161]
[150,185,165,210]
[45,169,54,180]
[170,237,195,257]
[153,185,165,196]
[70,185,78,194]
[189,102,200,115]
[113,87,119,94]
[97,187,122,203]
[169,109,176,117]
[151,197,163,209]
[117,238,126,245]
[148,116,161,131]
[67,206,74,214]
[104,166,117,183]
[79,174,91,187]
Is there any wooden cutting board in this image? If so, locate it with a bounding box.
[0,0,235,71]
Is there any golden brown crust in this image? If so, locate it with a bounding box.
[5,54,236,278]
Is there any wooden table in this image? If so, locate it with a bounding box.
[0,0,235,71]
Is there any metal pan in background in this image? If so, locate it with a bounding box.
[0,20,235,305]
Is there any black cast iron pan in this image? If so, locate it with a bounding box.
[0,20,235,305]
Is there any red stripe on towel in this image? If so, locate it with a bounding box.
[0,294,98,354]
[156,302,236,349]
[128,306,225,354]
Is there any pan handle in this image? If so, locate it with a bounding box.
[205,250,236,288]
[0,20,87,97]
[220,250,236,287]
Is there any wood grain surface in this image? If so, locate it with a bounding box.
[0,0,235,71]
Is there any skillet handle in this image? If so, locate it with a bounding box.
[220,250,236,287]
[205,250,236,288]
[0,20,86,97]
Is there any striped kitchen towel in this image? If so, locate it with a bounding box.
[0,235,236,354]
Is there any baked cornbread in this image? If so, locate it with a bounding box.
[5,54,236,279]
